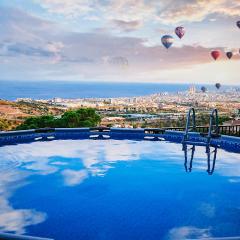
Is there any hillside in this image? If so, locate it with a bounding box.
[0,100,65,130]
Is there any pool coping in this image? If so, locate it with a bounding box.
[0,128,240,153]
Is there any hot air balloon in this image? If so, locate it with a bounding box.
[237,21,240,29]
[108,56,128,67]
[161,35,174,49]
[211,50,220,60]
[175,26,185,39]
[201,86,207,93]
[215,83,221,90]
[226,52,233,59]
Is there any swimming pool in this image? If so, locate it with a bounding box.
[0,129,240,239]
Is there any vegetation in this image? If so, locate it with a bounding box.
[0,119,10,131]
[16,108,101,130]
[15,100,64,116]
[0,118,18,131]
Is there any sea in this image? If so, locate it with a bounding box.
[0,80,236,101]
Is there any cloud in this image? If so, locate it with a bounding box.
[112,20,142,32]
[0,139,181,180]
[0,8,65,62]
[158,0,240,24]
[37,0,155,23]
[166,226,211,240]
[0,6,239,83]
[0,7,228,66]
[36,0,94,19]
[62,169,88,186]
[0,208,47,234]
[1,42,55,58]
[1,139,240,234]
[0,170,47,234]
[0,7,59,43]
[35,0,240,25]
[0,8,219,79]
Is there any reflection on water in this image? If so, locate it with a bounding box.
[207,147,217,175]
[183,144,217,175]
[0,140,239,239]
[0,170,46,234]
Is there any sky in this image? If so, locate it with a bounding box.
[0,0,239,84]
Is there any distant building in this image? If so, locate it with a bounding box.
[16,98,33,102]
[52,97,63,104]
[132,97,137,103]
[188,85,196,94]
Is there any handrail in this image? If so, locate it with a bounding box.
[165,125,239,137]
[182,108,220,152]
[209,109,219,135]
[182,107,196,143]
[206,109,219,145]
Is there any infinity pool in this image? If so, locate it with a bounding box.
[0,139,240,239]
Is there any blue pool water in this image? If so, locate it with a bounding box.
[0,139,240,239]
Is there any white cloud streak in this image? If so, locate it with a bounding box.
[36,0,240,24]
[0,5,239,83]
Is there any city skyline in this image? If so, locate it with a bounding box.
[0,0,240,84]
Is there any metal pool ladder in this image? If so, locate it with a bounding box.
[182,107,196,144]
[182,108,220,151]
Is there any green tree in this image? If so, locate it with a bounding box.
[16,108,101,130]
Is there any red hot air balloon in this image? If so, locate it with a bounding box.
[175,26,185,39]
[226,52,233,59]
[211,50,221,60]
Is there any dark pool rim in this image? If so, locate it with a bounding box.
[0,127,239,153]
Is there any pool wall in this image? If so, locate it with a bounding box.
[0,128,240,153]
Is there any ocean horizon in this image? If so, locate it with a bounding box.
[0,80,237,101]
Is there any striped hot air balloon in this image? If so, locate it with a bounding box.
[161,35,174,49]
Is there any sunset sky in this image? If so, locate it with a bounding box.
[0,0,239,84]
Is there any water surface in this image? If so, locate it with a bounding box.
[0,80,233,100]
[0,140,240,239]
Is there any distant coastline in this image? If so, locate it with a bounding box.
[0,80,238,101]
